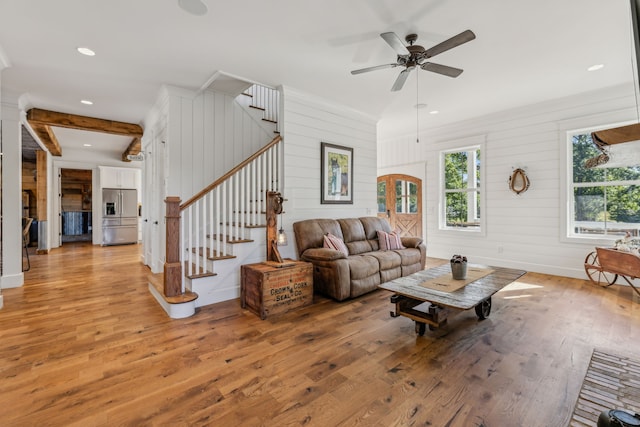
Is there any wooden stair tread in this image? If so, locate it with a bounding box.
[206,234,254,244]
[249,105,265,111]
[184,262,217,279]
[190,247,236,261]
[262,118,277,124]
[148,273,198,304]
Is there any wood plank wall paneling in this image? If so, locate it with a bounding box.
[377,83,639,280]
[281,88,377,258]
[164,89,274,201]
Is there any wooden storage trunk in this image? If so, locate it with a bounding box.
[241,261,313,319]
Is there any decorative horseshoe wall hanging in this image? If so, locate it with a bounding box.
[508,168,530,195]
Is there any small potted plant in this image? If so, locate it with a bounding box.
[450,254,468,280]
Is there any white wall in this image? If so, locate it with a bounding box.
[0,99,23,288]
[279,86,378,259]
[378,83,638,280]
[0,58,3,306]
[160,85,274,200]
[143,85,276,273]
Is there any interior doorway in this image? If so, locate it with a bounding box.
[377,174,422,237]
[60,169,93,243]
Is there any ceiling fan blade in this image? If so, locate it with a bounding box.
[424,29,476,58]
[391,69,412,91]
[421,62,464,78]
[351,63,399,75]
[380,32,410,56]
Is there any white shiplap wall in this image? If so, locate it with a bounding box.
[159,85,274,200]
[143,85,277,274]
[279,86,378,259]
[378,83,638,280]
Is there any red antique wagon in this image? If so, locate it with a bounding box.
[584,247,640,297]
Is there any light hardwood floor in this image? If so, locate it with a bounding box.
[1,243,639,426]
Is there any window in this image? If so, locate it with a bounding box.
[395,179,418,214]
[377,181,386,214]
[569,130,640,238]
[441,146,481,230]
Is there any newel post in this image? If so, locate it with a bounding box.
[164,196,182,297]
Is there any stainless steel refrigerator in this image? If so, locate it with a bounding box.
[102,188,138,245]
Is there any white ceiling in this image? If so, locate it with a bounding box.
[0,0,636,157]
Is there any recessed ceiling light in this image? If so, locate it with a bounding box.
[77,47,96,56]
[83,144,92,147]
[429,110,439,115]
[587,64,604,71]
[81,100,93,105]
[178,0,208,15]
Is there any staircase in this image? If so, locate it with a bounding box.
[149,84,282,318]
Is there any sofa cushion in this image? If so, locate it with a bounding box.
[323,233,349,256]
[337,218,373,255]
[394,247,422,266]
[347,254,379,280]
[359,216,393,251]
[366,250,402,271]
[293,218,343,256]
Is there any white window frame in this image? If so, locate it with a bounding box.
[562,121,640,244]
[439,143,485,234]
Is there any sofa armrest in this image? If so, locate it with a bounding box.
[301,247,347,261]
[401,236,423,248]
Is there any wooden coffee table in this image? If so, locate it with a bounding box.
[378,263,526,335]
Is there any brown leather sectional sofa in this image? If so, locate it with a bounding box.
[293,217,426,301]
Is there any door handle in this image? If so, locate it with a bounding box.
[153,221,158,225]
[387,209,391,218]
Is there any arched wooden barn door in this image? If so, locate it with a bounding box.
[377,174,422,237]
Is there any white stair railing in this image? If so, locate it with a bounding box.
[244,84,280,133]
[179,135,282,284]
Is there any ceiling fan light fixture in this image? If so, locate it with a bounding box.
[178,0,208,16]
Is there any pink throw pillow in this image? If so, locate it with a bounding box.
[378,230,405,251]
[323,233,349,256]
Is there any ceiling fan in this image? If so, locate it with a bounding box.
[351,30,476,91]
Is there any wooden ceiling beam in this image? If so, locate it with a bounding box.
[29,122,62,156]
[27,108,143,137]
[122,137,142,162]
[26,108,143,160]
[591,122,640,147]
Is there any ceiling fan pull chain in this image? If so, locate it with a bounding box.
[416,73,420,143]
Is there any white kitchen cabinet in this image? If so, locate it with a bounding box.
[99,166,140,189]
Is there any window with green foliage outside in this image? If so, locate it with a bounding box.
[395,179,418,213]
[570,132,640,237]
[442,147,481,230]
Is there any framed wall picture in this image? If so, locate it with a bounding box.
[321,142,353,204]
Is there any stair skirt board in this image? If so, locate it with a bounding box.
[148,283,196,319]
[190,280,241,308]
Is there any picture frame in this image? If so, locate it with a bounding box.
[321,142,353,204]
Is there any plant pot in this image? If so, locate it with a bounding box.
[451,262,467,280]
